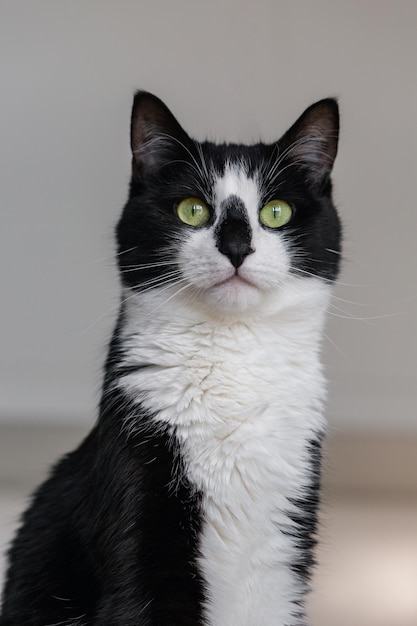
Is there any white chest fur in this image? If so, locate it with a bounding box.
[118,283,329,626]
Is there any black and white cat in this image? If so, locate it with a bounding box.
[0,92,341,625]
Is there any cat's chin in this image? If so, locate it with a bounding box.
[203,274,264,313]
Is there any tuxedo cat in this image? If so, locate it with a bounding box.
[0,91,341,625]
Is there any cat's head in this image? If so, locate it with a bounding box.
[117,92,341,317]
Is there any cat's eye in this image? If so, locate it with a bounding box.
[176,197,211,227]
[259,200,293,229]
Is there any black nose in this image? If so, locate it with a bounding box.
[216,199,254,268]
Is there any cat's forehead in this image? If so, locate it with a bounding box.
[213,163,260,213]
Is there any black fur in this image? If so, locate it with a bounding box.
[1,386,205,625]
[1,92,341,625]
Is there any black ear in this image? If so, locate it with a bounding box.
[130,91,189,179]
[278,99,339,188]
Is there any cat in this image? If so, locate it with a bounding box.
[0,91,341,626]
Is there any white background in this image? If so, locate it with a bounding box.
[1,0,416,432]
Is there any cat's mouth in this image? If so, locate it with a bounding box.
[203,270,263,312]
[214,272,257,289]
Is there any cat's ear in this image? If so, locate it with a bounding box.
[278,99,339,189]
[130,91,189,179]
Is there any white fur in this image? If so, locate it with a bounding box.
[117,166,332,625]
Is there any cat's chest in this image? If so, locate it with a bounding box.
[118,313,325,625]
[118,316,324,488]
[120,317,318,413]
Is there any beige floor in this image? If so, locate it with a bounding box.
[0,426,416,625]
[309,496,417,626]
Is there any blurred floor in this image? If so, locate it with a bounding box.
[0,425,416,625]
[308,496,417,626]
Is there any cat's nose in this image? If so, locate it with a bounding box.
[218,236,254,268]
[216,203,254,268]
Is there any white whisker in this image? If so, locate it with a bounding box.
[121,260,178,273]
[152,132,214,196]
[158,280,194,307]
[91,246,138,264]
[78,270,184,338]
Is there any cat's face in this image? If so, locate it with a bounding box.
[117,93,341,316]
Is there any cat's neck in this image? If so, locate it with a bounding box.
[118,275,331,357]
[115,276,331,432]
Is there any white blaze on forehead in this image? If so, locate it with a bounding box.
[213,163,260,224]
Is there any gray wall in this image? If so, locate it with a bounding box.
[1,0,416,432]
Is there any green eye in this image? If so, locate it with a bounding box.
[259,199,293,229]
[176,197,211,227]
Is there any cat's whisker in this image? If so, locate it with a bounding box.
[142,278,193,310]
[136,276,185,297]
[194,140,211,182]
[271,273,372,325]
[129,270,182,290]
[91,246,138,264]
[327,307,401,322]
[286,270,385,319]
[78,300,123,338]
[163,284,192,306]
[125,277,184,303]
[138,132,211,198]
[78,271,184,338]
[87,278,178,334]
[262,131,337,196]
[44,616,87,626]
[322,329,354,364]
[263,158,310,194]
[155,132,213,192]
[121,260,179,273]
[292,266,369,289]
[289,267,333,285]
[330,295,373,307]
[167,136,209,183]
[156,157,209,198]
[264,135,321,182]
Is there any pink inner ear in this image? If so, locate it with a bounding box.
[279,99,339,186]
[130,91,191,180]
[131,101,166,151]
